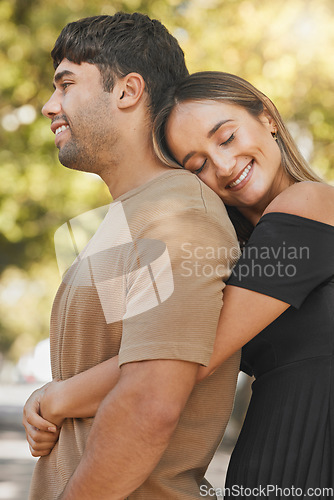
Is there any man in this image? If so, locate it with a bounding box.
[23,12,240,499]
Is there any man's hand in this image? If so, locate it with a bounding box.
[23,383,62,457]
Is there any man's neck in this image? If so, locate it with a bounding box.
[100,148,171,199]
[97,106,173,198]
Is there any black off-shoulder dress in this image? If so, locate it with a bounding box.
[225,212,334,499]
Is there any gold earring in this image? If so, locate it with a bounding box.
[272,130,278,141]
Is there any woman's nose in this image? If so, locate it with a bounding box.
[214,153,237,178]
[42,91,62,119]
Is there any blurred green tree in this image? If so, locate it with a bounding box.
[0,0,333,361]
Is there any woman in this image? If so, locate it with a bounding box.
[153,71,334,495]
[24,72,334,495]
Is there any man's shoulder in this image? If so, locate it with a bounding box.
[120,170,238,248]
[134,169,227,217]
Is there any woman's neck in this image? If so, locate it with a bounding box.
[238,174,296,226]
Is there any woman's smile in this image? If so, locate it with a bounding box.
[225,160,254,190]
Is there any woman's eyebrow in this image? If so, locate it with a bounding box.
[208,119,232,138]
[182,151,196,166]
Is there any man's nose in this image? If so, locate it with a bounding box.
[42,91,62,118]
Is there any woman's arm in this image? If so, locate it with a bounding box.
[197,286,289,382]
[198,181,334,383]
[41,355,121,423]
[23,355,120,456]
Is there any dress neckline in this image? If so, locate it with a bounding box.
[260,211,334,231]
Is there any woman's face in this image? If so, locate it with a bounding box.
[166,100,288,214]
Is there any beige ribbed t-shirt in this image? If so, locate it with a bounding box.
[29,170,240,500]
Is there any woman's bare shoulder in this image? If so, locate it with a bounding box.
[263,181,334,226]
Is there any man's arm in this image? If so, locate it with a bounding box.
[60,358,198,500]
[23,355,121,456]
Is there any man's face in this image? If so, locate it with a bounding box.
[42,59,120,174]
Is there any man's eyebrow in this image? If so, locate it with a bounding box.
[53,70,76,89]
[182,119,233,166]
[208,119,232,138]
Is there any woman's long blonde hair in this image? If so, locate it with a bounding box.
[153,71,323,242]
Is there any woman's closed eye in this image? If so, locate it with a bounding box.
[191,133,235,175]
[194,159,207,175]
[220,133,235,147]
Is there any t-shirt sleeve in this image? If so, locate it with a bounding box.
[227,212,334,309]
[118,206,240,367]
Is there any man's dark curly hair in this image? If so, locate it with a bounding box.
[51,12,189,117]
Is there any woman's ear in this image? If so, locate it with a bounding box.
[260,107,277,135]
[116,73,146,109]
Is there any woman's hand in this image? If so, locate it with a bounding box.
[22,382,62,457]
[23,355,122,457]
[196,364,214,383]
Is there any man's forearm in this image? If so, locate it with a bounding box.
[40,356,121,424]
[60,382,177,499]
[60,359,197,500]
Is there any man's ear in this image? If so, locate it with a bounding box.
[260,107,277,135]
[116,73,146,109]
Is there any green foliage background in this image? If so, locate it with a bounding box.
[1,0,334,362]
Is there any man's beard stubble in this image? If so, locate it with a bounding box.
[58,136,96,174]
[57,93,120,176]
[57,121,119,176]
